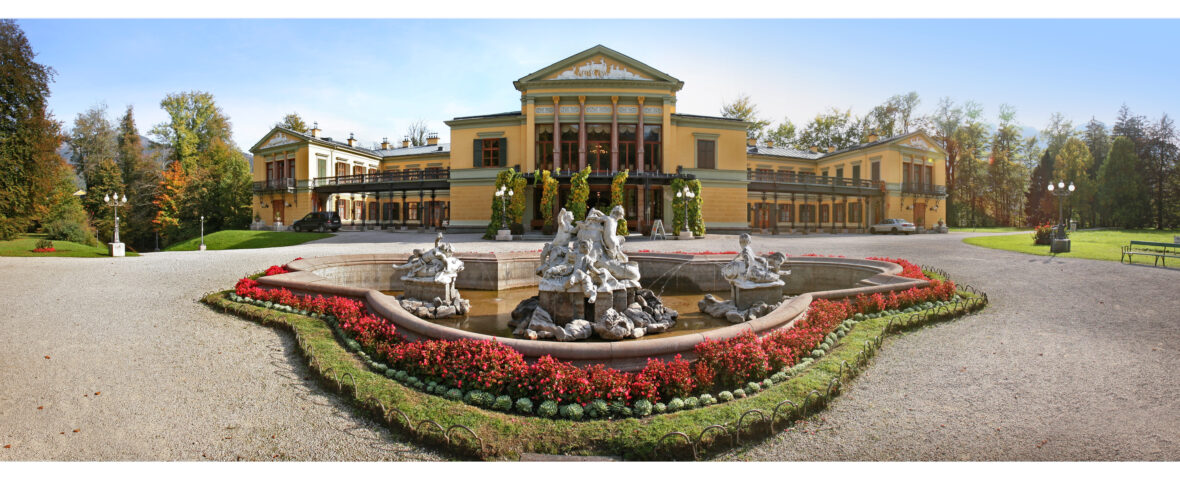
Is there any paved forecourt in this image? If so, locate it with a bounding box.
[0,230,1177,460]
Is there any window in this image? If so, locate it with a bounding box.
[835,203,845,223]
[474,138,505,168]
[835,166,844,179]
[353,165,364,176]
[317,157,327,178]
[779,204,793,222]
[925,165,933,188]
[852,165,861,182]
[287,155,295,180]
[536,125,554,171]
[336,199,346,220]
[407,202,420,221]
[849,202,862,223]
[618,124,637,172]
[696,139,716,169]
[820,204,830,223]
[871,158,881,181]
[559,124,579,172]
[643,126,661,172]
[587,124,611,172]
[335,162,347,177]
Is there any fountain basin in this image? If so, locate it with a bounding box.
[260,253,927,371]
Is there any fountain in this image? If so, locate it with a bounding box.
[699,233,792,323]
[510,206,678,341]
[392,233,471,318]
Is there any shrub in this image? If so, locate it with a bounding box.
[653,402,667,414]
[384,369,396,378]
[465,390,493,407]
[537,400,559,418]
[770,372,787,384]
[632,399,653,417]
[761,378,773,388]
[559,403,584,421]
[639,355,697,402]
[35,239,53,250]
[1032,223,1054,245]
[667,398,685,412]
[699,394,717,406]
[514,397,534,414]
[492,395,513,411]
[733,389,746,399]
[608,400,629,418]
[44,218,97,246]
[684,396,699,409]
[718,391,734,402]
[446,388,463,401]
[694,331,770,390]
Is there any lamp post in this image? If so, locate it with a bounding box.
[674,185,695,240]
[104,192,127,257]
[494,185,514,241]
[199,215,207,251]
[1046,180,1075,253]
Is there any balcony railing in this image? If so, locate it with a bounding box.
[252,177,295,192]
[746,170,880,189]
[313,168,451,187]
[901,182,946,196]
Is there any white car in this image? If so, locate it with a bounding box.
[869,219,916,235]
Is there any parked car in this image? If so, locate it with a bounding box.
[869,219,916,235]
[291,211,342,232]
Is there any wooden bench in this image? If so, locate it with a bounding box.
[1122,241,1180,267]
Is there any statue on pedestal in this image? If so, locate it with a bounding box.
[700,233,791,323]
[393,233,470,318]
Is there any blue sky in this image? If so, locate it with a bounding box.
[19,19,1180,150]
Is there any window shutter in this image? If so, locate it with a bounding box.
[473,139,482,168]
[499,138,507,167]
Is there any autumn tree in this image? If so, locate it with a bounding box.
[0,20,74,239]
[153,161,189,242]
[720,94,770,140]
[276,112,308,133]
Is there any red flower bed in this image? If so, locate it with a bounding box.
[32,247,56,253]
[231,255,958,408]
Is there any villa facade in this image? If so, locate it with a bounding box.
[249,45,947,234]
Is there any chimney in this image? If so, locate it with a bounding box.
[867,132,879,142]
[746,137,756,148]
[402,137,410,148]
[347,133,356,147]
[310,121,321,138]
[809,145,819,153]
[427,132,439,146]
[765,139,774,148]
[827,145,836,153]
[380,137,390,150]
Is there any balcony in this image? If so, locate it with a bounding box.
[746,169,883,197]
[901,182,947,196]
[311,168,451,194]
[252,177,295,193]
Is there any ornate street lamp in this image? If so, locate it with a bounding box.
[674,185,695,239]
[494,185,514,240]
[104,192,127,257]
[1046,180,1075,253]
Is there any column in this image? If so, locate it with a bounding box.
[842,195,848,231]
[418,190,424,228]
[637,184,646,235]
[430,189,437,229]
[772,192,779,235]
[636,96,645,174]
[552,96,561,172]
[610,96,619,173]
[578,95,586,170]
[791,193,796,232]
[401,191,407,229]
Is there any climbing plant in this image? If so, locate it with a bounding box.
[484,168,527,239]
[670,178,705,236]
[610,169,629,235]
[536,169,558,229]
[565,165,591,221]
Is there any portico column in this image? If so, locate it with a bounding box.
[610,96,619,173]
[401,191,407,229]
[578,95,586,170]
[636,96,645,174]
[552,96,561,172]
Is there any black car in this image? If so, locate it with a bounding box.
[292,211,342,232]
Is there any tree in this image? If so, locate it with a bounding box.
[0,20,72,239]
[1081,117,1111,226]
[150,91,233,172]
[860,92,922,139]
[1053,138,1095,227]
[69,104,118,186]
[1040,112,1076,160]
[720,94,770,140]
[153,161,189,243]
[405,119,429,146]
[81,159,126,243]
[276,112,308,133]
[116,105,160,250]
[764,118,796,147]
[1142,114,1178,229]
[796,108,860,151]
[1097,137,1151,228]
[1025,149,1056,226]
[985,104,1027,226]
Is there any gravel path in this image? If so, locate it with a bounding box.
[1,230,1177,460]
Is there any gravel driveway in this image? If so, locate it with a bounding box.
[1,230,1177,460]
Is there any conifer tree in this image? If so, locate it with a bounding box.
[117,106,160,249]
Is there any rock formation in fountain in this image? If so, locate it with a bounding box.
[510,206,677,341]
[699,233,792,323]
[393,233,471,318]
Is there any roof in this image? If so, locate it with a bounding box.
[377,143,451,157]
[450,111,522,121]
[249,126,380,158]
[747,131,937,160]
[671,113,746,123]
[513,44,684,91]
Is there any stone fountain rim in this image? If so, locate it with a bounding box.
[263,253,927,370]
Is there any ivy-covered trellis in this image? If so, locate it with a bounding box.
[610,169,629,235]
[670,178,705,236]
[535,169,558,232]
[565,165,591,221]
[483,168,527,239]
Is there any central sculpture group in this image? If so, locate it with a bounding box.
[511,206,678,341]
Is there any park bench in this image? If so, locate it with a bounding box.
[1121,240,1180,267]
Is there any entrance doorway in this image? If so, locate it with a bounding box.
[914,202,926,228]
[272,201,284,225]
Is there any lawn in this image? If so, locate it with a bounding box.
[164,229,334,251]
[0,233,138,258]
[949,226,1032,233]
[963,229,1180,262]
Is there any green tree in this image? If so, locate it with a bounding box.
[610,169,629,235]
[1097,137,1151,228]
[764,118,796,147]
[796,108,860,151]
[1142,114,1178,229]
[1053,138,1095,227]
[1081,117,1111,226]
[116,106,160,250]
[0,20,71,239]
[565,165,591,221]
[484,168,526,239]
[188,138,253,234]
[150,91,233,172]
[720,94,769,140]
[670,178,704,236]
[81,159,126,243]
[985,104,1027,226]
[69,104,118,186]
[276,112,308,132]
[860,92,922,139]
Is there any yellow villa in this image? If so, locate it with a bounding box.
[249,45,947,234]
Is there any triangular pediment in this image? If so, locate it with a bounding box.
[888,131,946,156]
[250,127,309,152]
[515,45,683,90]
